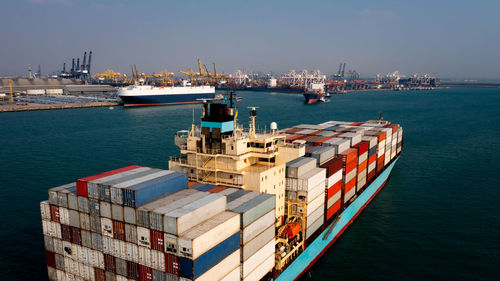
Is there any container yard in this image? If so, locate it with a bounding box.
[39,95,403,280]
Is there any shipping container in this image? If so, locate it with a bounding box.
[241,238,275,278]
[137,226,151,248]
[305,214,324,239]
[227,191,260,210]
[191,250,240,281]
[151,249,165,271]
[240,209,274,245]
[231,194,275,228]
[165,253,179,275]
[150,230,164,252]
[242,224,274,261]
[243,253,274,281]
[220,266,240,281]
[139,246,152,267]
[126,242,139,263]
[285,157,317,179]
[164,193,226,235]
[287,167,326,192]
[178,212,239,259]
[321,138,350,155]
[122,172,188,208]
[77,165,142,197]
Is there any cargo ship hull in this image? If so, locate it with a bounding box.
[303,92,324,104]
[118,85,215,107]
[275,157,399,281]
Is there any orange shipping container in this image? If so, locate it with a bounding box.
[208,186,227,193]
[327,181,342,198]
[344,177,356,193]
[358,160,367,172]
[326,201,341,220]
[344,158,357,174]
[368,154,377,164]
[340,148,358,163]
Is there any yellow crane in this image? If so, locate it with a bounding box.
[94,69,127,83]
[9,79,14,103]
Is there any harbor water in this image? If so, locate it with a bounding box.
[0,87,499,280]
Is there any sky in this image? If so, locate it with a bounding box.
[1,0,499,79]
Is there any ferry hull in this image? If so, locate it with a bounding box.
[275,157,399,281]
[120,93,215,107]
[304,93,323,104]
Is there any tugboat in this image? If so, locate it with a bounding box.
[303,82,326,104]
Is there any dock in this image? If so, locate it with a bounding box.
[0,102,120,113]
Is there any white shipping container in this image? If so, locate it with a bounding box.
[194,250,240,281]
[138,246,152,267]
[344,188,356,203]
[49,221,62,239]
[322,138,350,155]
[325,170,342,189]
[112,204,124,221]
[368,161,376,173]
[151,249,165,271]
[227,192,260,210]
[339,132,362,146]
[241,239,275,278]
[286,157,317,179]
[306,205,323,229]
[296,182,324,203]
[358,152,368,164]
[102,236,114,254]
[242,224,274,261]
[221,266,240,281]
[361,136,378,148]
[357,176,367,191]
[296,167,326,191]
[53,238,63,255]
[124,206,136,225]
[101,217,113,237]
[64,256,72,273]
[126,242,139,263]
[384,152,391,165]
[164,193,226,235]
[100,202,112,219]
[79,213,90,231]
[56,269,66,281]
[137,226,151,248]
[113,239,127,260]
[327,190,341,209]
[178,212,240,259]
[164,233,178,255]
[378,139,386,149]
[305,214,324,239]
[242,253,275,281]
[344,168,357,184]
[94,251,105,269]
[241,210,274,245]
[59,207,70,225]
[40,201,51,220]
[296,193,324,217]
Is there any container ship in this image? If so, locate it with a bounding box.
[118,81,215,107]
[40,96,403,281]
[303,82,326,104]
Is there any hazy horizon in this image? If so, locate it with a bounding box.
[1,0,499,80]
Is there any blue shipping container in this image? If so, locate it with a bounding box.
[179,232,240,279]
[226,189,250,203]
[188,183,216,192]
[122,172,188,207]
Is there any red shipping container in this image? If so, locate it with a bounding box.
[286,134,304,142]
[208,186,227,193]
[150,230,164,252]
[94,268,106,281]
[127,261,140,280]
[353,141,369,155]
[140,265,153,281]
[104,253,116,273]
[310,130,323,135]
[165,253,179,275]
[339,148,357,163]
[368,169,376,182]
[343,158,357,174]
[344,177,356,193]
[76,165,141,197]
[326,201,341,220]
[113,221,126,241]
[320,156,343,177]
[313,136,334,146]
[377,131,386,142]
[49,205,60,222]
[45,251,56,268]
[358,160,367,173]
[71,227,82,245]
[368,154,377,164]
[61,225,72,242]
[385,124,399,133]
[327,181,342,199]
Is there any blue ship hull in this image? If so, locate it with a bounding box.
[275,157,399,281]
[120,93,215,107]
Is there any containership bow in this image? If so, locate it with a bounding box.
[40,97,403,281]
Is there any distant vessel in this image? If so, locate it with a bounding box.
[304,82,326,104]
[118,80,215,107]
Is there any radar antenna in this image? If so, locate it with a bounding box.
[248,106,259,138]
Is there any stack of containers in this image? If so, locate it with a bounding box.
[189,185,278,281]
[285,157,326,240]
[320,157,343,221]
[396,127,403,154]
[365,130,386,173]
[305,146,336,166]
[339,148,358,204]
[385,124,400,160]
[380,127,392,166]
[42,165,208,281]
[352,141,369,193]
[362,135,379,183]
